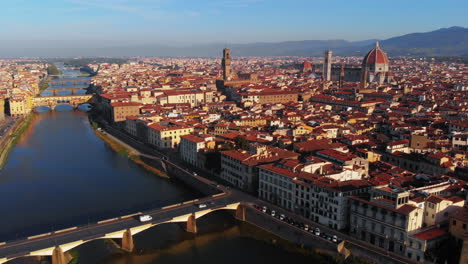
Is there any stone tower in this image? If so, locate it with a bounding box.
[339,63,345,89]
[222,48,232,81]
[323,50,332,81]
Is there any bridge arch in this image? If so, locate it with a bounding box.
[0,202,244,264]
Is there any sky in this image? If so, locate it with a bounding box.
[0,0,466,47]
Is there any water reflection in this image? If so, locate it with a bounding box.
[0,111,197,242]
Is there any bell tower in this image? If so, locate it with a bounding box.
[222,48,232,81]
[323,50,332,81]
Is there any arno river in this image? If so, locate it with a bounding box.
[0,67,318,264]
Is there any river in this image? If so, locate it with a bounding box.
[0,66,323,264]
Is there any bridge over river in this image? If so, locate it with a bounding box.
[0,151,246,264]
[33,94,93,109]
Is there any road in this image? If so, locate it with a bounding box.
[0,192,237,261]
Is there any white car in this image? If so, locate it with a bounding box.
[139,215,152,222]
[332,235,338,243]
[314,228,320,236]
[198,203,207,209]
[271,210,276,217]
[262,206,267,213]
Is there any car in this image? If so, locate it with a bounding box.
[139,215,152,222]
[303,224,309,231]
[315,228,320,236]
[271,210,276,217]
[193,172,198,176]
[262,206,267,213]
[332,235,338,243]
[279,214,285,221]
[197,203,207,209]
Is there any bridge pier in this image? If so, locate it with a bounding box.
[186,213,197,234]
[235,204,246,221]
[121,229,134,252]
[51,246,72,264]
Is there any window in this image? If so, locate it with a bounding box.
[453,220,457,226]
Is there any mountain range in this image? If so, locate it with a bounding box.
[0,26,467,57]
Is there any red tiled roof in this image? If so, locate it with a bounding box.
[413,227,447,241]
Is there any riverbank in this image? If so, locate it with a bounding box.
[93,128,169,179]
[0,114,34,169]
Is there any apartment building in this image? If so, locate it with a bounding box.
[220,144,299,193]
[148,121,194,149]
[180,134,215,167]
[258,159,371,230]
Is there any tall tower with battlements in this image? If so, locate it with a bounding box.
[323,50,332,82]
[222,48,232,81]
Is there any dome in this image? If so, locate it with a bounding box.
[302,61,312,70]
[362,41,389,65]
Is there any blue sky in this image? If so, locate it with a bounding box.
[0,0,467,45]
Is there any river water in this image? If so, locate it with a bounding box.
[0,66,321,264]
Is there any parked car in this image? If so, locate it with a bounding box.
[271,210,276,217]
[262,206,267,213]
[315,228,320,236]
[197,203,207,209]
[279,214,285,221]
[332,235,338,243]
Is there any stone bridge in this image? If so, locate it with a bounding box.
[0,197,244,264]
[33,95,93,109]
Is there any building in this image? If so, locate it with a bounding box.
[8,95,30,117]
[323,50,332,82]
[110,102,142,123]
[148,121,194,149]
[239,90,298,105]
[0,96,5,121]
[449,208,468,264]
[222,48,232,81]
[360,41,390,88]
[258,160,372,230]
[220,144,299,193]
[349,187,424,257]
[180,134,215,168]
[156,89,214,107]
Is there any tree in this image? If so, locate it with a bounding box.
[234,136,250,151]
[47,65,61,75]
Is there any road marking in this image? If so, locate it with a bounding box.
[97,218,118,224]
[120,213,141,219]
[162,204,179,210]
[54,227,77,234]
[27,233,52,240]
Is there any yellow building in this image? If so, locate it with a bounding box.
[8,96,30,116]
[424,195,464,227]
[148,121,194,149]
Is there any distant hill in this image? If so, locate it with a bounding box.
[106,26,468,57]
[0,27,466,57]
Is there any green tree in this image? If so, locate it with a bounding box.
[234,136,250,151]
[47,65,61,75]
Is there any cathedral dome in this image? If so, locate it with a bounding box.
[362,41,389,66]
[302,61,312,71]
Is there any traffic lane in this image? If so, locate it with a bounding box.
[249,201,343,239]
[246,203,414,264]
[244,206,338,253]
[247,205,337,245]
